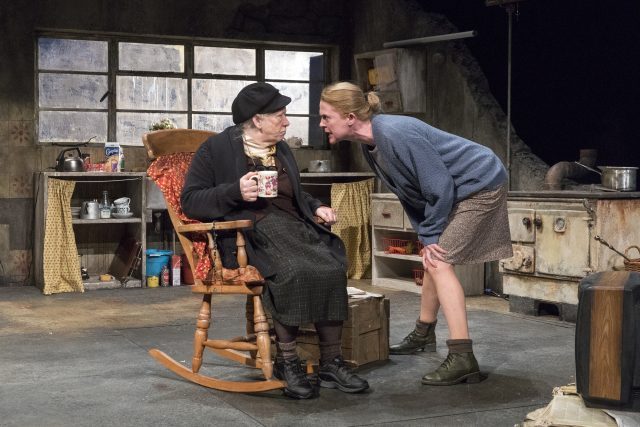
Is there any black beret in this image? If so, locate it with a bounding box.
[231,82,292,124]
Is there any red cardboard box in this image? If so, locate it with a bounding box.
[171,255,181,286]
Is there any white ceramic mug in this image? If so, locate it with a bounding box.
[250,170,278,198]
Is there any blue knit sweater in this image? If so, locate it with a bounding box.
[362,114,507,245]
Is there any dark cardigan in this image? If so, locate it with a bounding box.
[181,126,346,277]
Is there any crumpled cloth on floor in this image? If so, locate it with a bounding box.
[523,384,621,427]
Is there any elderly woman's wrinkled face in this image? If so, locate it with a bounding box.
[256,108,289,143]
[319,101,350,145]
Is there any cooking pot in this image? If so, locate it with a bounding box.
[309,160,332,173]
[599,166,637,191]
[574,162,637,191]
[55,147,85,172]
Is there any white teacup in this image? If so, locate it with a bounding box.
[115,205,130,214]
[114,197,130,207]
[250,171,278,198]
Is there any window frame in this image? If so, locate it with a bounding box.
[35,30,337,148]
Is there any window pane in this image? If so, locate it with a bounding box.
[116,76,187,111]
[192,114,234,132]
[194,46,256,75]
[192,79,255,112]
[39,74,108,109]
[116,112,188,145]
[285,116,310,146]
[265,51,324,81]
[38,38,108,72]
[119,42,184,72]
[39,111,107,143]
[269,82,311,114]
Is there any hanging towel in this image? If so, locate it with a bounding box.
[330,178,374,279]
[43,179,84,294]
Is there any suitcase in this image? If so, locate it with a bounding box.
[575,271,640,407]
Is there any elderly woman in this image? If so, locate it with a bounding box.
[319,81,513,386]
[181,82,369,399]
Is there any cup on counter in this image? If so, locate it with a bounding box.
[250,171,278,198]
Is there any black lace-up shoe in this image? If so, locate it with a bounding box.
[273,357,316,399]
[318,356,369,393]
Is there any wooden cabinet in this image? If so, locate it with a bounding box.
[34,172,147,291]
[371,193,484,295]
[354,48,426,115]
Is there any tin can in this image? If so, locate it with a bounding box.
[160,265,170,287]
[147,276,159,288]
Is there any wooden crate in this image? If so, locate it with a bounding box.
[296,296,390,367]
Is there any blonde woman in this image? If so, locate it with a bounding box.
[319,81,512,386]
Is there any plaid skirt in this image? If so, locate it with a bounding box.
[439,184,513,265]
[254,210,348,326]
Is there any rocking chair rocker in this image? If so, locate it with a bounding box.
[143,128,285,393]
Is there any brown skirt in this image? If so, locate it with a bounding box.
[438,184,513,265]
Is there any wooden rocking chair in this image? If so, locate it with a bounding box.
[142,128,285,393]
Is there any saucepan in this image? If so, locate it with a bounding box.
[574,162,637,191]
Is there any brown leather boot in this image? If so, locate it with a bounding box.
[389,320,436,355]
[421,339,481,386]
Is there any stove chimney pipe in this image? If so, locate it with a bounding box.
[543,149,598,190]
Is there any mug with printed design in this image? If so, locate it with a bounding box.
[250,171,278,198]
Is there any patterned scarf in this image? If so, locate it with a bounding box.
[242,133,276,167]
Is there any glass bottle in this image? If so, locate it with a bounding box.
[100,190,111,218]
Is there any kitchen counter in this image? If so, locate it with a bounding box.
[509,189,640,199]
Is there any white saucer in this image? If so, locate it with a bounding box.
[112,212,134,219]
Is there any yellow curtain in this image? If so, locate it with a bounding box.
[330,178,374,279]
[43,179,84,294]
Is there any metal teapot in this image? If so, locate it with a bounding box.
[55,147,85,172]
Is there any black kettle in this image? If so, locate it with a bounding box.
[55,147,85,172]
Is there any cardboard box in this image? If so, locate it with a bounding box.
[296,296,390,367]
[171,255,181,286]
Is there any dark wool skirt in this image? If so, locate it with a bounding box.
[439,184,513,265]
[254,210,348,326]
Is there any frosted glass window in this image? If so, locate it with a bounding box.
[116,76,187,111]
[195,46,256,75]
[39,74,108,109]
[269,82,311,114]
[39,111,108,143]
[192,79,256,112]
[285,116,311,146]
[116,112,188,145]
[38,38,108,72]
[265,51,324,81]
[192,114,235,132]
[119,42,184,72]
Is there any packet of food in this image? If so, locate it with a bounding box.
[104,142,124,172]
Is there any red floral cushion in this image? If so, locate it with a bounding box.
[147,153,212,280]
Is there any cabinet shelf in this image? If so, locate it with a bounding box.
[371,193,484,296]
[72,217,142,224]
[373,250,422,262]
[34,172,148,292]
